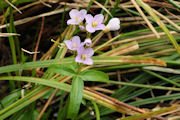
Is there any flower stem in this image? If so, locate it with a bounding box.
[77,63,83,74]
[87,32,91,38]
[92,101,100,120]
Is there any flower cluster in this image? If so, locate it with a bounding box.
[67,9,105,33]
[65,36,94,65]
[64,9,120,65]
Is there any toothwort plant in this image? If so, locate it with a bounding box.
[62,9,120,119]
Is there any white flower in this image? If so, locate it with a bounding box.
[103,18,120,32]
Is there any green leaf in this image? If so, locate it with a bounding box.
[16,109,34,120]
[58,97,69,120]
[0,90,21,110]
[80,70,109,82]
[47,64,76,76]
[67,76,84,119]
[0,58,72,74]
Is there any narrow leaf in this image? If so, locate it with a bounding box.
[47,64,76,76]
[67,76,84,119]
[80,70,109,82]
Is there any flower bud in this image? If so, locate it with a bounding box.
[79,25,85,31]
[103,18,120,32]
[84,38,92,47]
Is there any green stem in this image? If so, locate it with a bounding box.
[165,60,180,65]
[86,0,93,11]
[77,110,89,120]
[60,5,66,40]
[167,0,180,9]
[107,80,180,91]
[92,102,100,120]
[77,63,83,74]
[100,0,109,15]
[87,32,91,38]
[8,72,15,90]
[143,69,180,87]
[5,2,19,89]
[110,0,120,17]
[8,5,17,65]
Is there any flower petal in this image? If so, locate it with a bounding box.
[79,9,87,18]
[95,24,105,31]
[83,58,93,65]
[67,19,77,25]
[75,55,83,63]
[64,40,73,50]
[72,36,81,47]
[86,24,95,33]
[94,14,104,23]
[80,42,85,46]
[85,14,93,24]
[77,46,85,55]
[86,48,94,57]
[69,9,79,18]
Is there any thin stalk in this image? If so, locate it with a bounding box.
[167,0,180,9]
[143,69,180,87]
[60,5,66,38]
[12,24,21,62]
[77,110,89,120]
[86,0,93,11]
[92,102,100,120]
[107,80,180,91]
[93,0,112,17]
[100,0,109,15]
[6,2,19,88]
[7,72,15,90]
[8,5,17,65]
[110,0,120,17]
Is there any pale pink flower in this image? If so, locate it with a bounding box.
[85,14,105,33]
[64,36,83,51]
[67,9,87,25]
[75,46,94,65]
